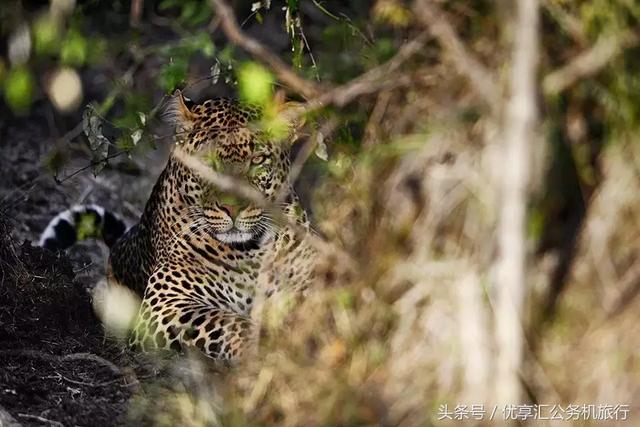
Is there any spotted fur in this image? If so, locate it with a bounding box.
[41,93,315,361]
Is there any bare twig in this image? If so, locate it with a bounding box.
[493,0,539,407]
[605,261,640,320]
[171,145,354,266]
[363,91,392,147]
[413,0,501,111]
[61,374,138,388]
[277,119,338,204]
[314,32,429,108]
[54,151,128,185]
[130,0,144,27]
[18,414,64,427]
[541,0,587,45]
[211,0,425,111]
[457,271,491,404]
[210,0,324,99]
[543,31,640,95]
[172,146,266,205]
[268,34,427,122]
[59,121,84,145]
[60,352,124,376]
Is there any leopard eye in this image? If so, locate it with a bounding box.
[251,154,266,165]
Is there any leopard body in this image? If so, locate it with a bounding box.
[40,94,315,360]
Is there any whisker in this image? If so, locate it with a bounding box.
[166,217,208,247]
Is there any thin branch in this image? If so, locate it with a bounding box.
[210,0,324,99]
[543,31,640,95]
[60,352,125,376]
[413,0,500,111]
[130,0,144,27]
[493,0,540,406]
[61,374,138,388]
[541,0,587,46]
[363,90,393,147]
[271,33,428,121]
[54,151,128,184]
[18,414,64,427]
[277,119,338,204]
[171,145,355,266]
[210,0,425,111]
[172,146,266,205]
[605,261,640,320]
[315,32,429,108]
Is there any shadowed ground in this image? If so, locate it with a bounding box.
[0,105,171,426]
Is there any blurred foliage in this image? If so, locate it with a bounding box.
[4,66,34,114]
[3,0,640,425]
[159,0,213,27]
[238,61,273,106]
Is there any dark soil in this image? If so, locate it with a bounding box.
[0,221,133,426]
[0,105,168,425]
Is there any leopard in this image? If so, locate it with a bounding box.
[39,92,316,361]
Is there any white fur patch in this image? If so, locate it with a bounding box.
[215,230,254,244]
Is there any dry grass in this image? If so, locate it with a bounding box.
[217,126,501,426]
[139,122,640,426]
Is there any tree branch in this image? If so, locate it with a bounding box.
[541,0,587,46]
[278,33,428,119]
[210,0,324,99]
[172,145,355,267]
[413,0,501,111]
[493,0,540,406]
[211,0,427,112]
[316,32,429,108]
[543,31,639,95]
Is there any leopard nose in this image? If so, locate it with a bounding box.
[220,203,239,219]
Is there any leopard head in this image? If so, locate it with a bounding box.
[164,91,300,248]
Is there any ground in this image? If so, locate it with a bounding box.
[0,104,175,426]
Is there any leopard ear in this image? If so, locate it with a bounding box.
[163,89,196,128]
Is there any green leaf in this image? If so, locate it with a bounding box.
[180,1,198,23]
[315,131,328,160]
[131,129,143,146]
[159,0,180,10]
[33,14,61,56]
[210,62,221,85]
[4,67,34,114]
[237,62,274,106]
[44,146,69,176]
[287,0,299,16]
[115,134,136,152]
[82,105,111,176]
[179,1,212,26]
[60,30,88,66]
[158,58,188,93]
[335,289,354,310]
[183,31,215,57]
[112,93,152,129]
[292,36,304,69]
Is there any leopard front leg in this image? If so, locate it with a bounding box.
[128,266,254,361]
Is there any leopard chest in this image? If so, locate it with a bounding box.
[160,242,266,317]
